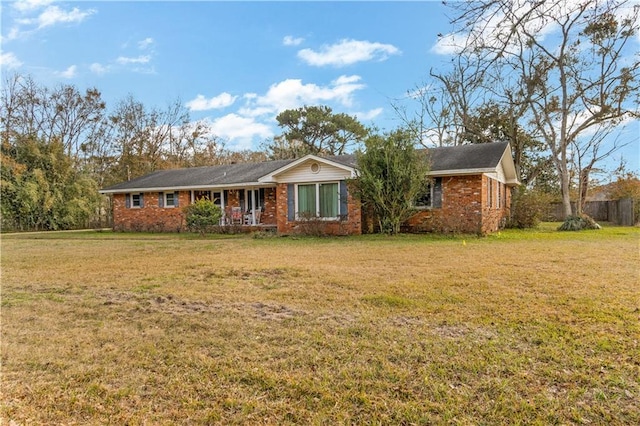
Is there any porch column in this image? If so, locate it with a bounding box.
[251,189,256,225]
[220,190,226,225]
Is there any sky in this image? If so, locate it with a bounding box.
[1,0,638,174]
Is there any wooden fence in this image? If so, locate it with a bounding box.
[548,198,637,226]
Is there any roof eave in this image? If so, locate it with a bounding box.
[428,168,496,177]
[99,181,273,194]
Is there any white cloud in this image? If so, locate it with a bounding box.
[431,33,465,55]
[209,114,273,149]
[186,93,237,111]
[2,27,20,42]
[35,5,95,29]
[90,62,109,75]
[283,35,304,46]
[0,51,23,69]
[247,74,366,114]
[12,0,53,13]
[138,37,154,50]
[57,64,77,79]
[4,3,95,42]
[298,39,400,67]
[116,55,151,65]
[354,108,383,121]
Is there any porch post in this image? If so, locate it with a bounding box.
[220,189,226,225]
[251,189,256,225]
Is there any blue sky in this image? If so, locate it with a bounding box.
[1,0,638,173]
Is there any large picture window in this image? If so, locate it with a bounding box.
[297,182,339,219]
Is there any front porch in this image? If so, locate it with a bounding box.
[190,186,277,227]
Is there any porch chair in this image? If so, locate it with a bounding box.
[244,207,262,226]
[231,207,243,225]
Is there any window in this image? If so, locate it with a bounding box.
[296,182,339,219]
[131,193,142,208]
[165,192,176,207]
[487,178,494,208]
[415,178,442,209]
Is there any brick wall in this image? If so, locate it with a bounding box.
[404,174,512,234]
[113,191,189,232]
[275,183,362,235]
[261,188,277,226]
[405,175,482,234]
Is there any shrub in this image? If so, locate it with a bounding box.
[558,214,602,231]
[507,188,552,229]
[183,199,222,235]
[294,212,330,237]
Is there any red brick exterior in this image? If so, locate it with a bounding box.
[275,183,362,235]
[113,191,190,232]
[261,188,277,226]
[110,175,510,235]
[404,174,511,235]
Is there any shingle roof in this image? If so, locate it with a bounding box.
[427,141,509,172]
[101,142,511,192]
[101,159,295,192]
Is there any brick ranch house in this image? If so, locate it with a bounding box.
[100,142,519,235]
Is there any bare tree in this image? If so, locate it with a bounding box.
[0,74,105,159]
[446,0,640,218]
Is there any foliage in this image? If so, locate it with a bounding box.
[430,1,639,219]
[267,105,368,159]
[506,187,553,229]
[352,129,429,235]
[0,136,100,231]
[558,214,601,231]
[608,172,640,201]
[183,198,222,235]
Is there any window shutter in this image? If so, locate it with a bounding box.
[174,191,179,207]
[339,180,348,220]
[140,193,144,208]
[433,178,442,209]
[125,194,131,208]
[158,192,164,207]
[287,184,295,221]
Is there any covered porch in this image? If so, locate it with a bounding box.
[189,185,277,227]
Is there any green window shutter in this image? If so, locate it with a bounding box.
[158,192,164,207]
[339,181,348,219]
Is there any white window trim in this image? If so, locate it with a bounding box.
[131,193,142,209]
[294,181,340,220]
[164,192,176,208]
[487,177,494,208]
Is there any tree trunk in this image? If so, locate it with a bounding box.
[576,168,591,216]
[559,164,572,218]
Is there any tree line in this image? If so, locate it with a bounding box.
[1,1,638,232]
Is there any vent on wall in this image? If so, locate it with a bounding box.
[310,162,320,174]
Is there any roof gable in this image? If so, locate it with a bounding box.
[259,154,356,183]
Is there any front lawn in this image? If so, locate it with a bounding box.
[2,225,638,424]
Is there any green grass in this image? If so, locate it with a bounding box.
[1,224,639,424]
